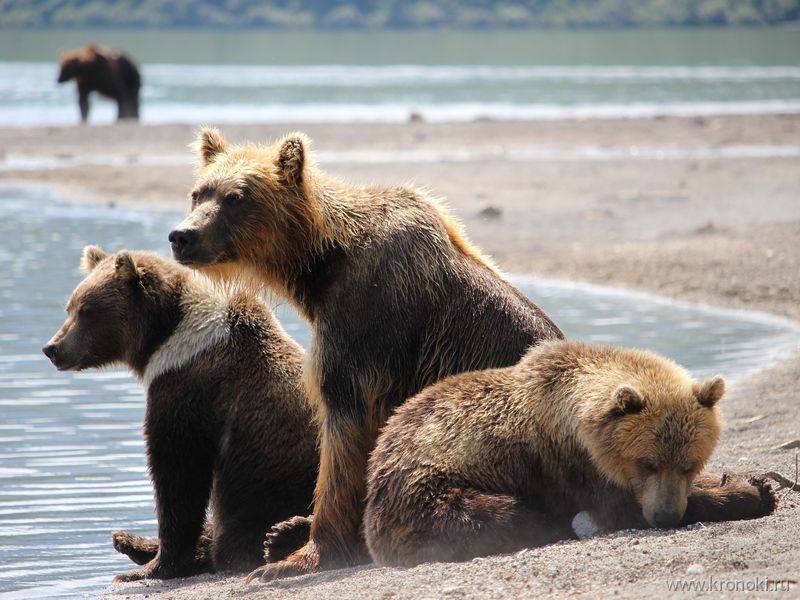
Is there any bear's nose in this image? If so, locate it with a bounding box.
[653,510,681,529]
[42,344,58,360]
[168,228,197,250]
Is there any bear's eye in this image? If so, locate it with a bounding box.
[223,192,241,203]
[681,463,697,476]
[638,459,658,473]
[78,305,95,318]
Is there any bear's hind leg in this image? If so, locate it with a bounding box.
[112,530,158,565]
[112,523,214,569]
[683,472,777,525]
[366,486,574,567]
[247,405,376,582]
[264,515,313,563]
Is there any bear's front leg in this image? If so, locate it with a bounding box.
[247,402,373,582]
[113,391,216,583]
[682,472,777,525]
[77,83,90,123]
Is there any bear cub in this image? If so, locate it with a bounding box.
[43,247,318,581]
[365,340,777,567]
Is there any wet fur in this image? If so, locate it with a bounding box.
[177,130,564,577]
[364,341,777,567]
[47,250,318,581]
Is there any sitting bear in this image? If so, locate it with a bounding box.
[57,45,141,122]
[364,340,777,567]
[42,246,317,581]
[167,129,563,580]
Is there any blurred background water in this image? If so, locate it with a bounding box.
[0,183,798,597]
[0,29,798,125]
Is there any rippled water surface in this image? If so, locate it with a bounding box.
[0,185,798,598]
[0,29,798,125]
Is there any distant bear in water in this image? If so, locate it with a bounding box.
[42,247,317,582]
[57,45,141,122]
[364,340,777,567]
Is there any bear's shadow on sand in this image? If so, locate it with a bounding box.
[246,527,689,590]
[258,565,381,591]
[110,573,223,597]
[110,566,379,596]
[110,526,707,595]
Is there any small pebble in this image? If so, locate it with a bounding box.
[686,564,705,576]
[478,205,502,220]
[441,586,460,595]
[571,511,600,539]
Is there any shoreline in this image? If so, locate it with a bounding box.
[2,113,798,321]
[1,112,798,598]
[4,101,800,129]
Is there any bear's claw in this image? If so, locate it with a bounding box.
[263,514,313,563]
[113,565,152,583]
[749,475,778,516]
[247,540,320,583]
[246,559,309,583]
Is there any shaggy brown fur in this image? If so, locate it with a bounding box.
[364,340,777,567]
[167,129,563,580]
[57,45,140,122]
[43,248,317,582]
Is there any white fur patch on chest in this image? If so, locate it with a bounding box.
[142,279,231,388]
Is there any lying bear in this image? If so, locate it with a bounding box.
[43,247,318,581]
[57,44,141,122]
[168,129,564,580]
[364,340,777,566]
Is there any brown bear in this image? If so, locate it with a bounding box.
[57,44,141,122]
[42,246,318,582]
[167,129,564,580]
[364,340,777,567]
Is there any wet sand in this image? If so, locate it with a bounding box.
[1,114,798,598]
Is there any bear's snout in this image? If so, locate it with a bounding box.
[42,341,75,370]
[42,341,71,370]
[42,343,58,361]
[168,228,201,263]
[652,509,682,529]
[168,228,197,251]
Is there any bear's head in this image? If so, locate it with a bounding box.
[582,356,724,529]
[57,46,95,83]
[43,246,181,372]
[169,128,321,279]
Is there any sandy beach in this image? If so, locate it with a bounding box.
[1,113,798,598]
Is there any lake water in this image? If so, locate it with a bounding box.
[0,29,799,125]
[0,183,799,597]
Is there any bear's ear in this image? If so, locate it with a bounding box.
[114,252,140,283]
[275,132,309,186]
[611,384,645,416]
[80,245,107,274]
[193,127,228,166]
[694,375,725,409]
